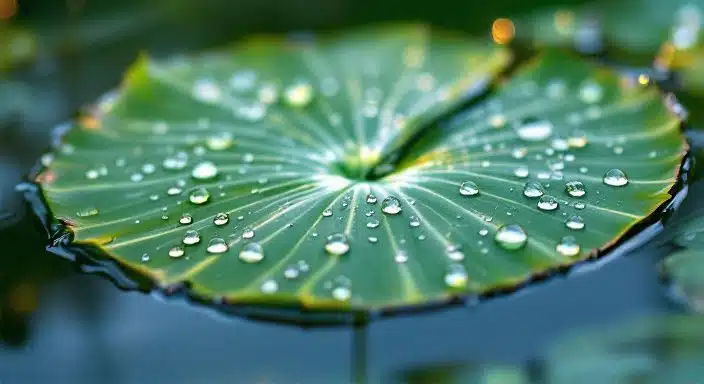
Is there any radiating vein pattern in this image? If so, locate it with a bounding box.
[34,26,686,314]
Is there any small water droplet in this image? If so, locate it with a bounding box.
[409,216,421,227]
[367,219,380,229]
[603,169,628,187]
[537,195,559,211]
[556,236,581,257]
[566,215,585,230]
[85,169,99,180]
[76,207,99,217]
[366,194,378,204]
[574,202,586,210]
[444,264,468,289]
[332,286,351,301]
[193,78,222,103]
[242,227,255,239]
[446,244,465,261]
[189,187,211,205]
[284,81,314,107]
[206,132,233,151]
[239,242,264,263]
[325,233,350,255]
[206,238,229,254]
[523,181,544,198]
[191,161,218,180]
[381,196,402,215]
[459,181,480,196]
[213,212,229,226]
[260,279,278,294]
[368,236,378,243]
[182,230,201,245]
[169,246,185,258]
[394,251,408,263]
[163,157,188,171]
[514,167,529,178]
[579,81,603,104]
[322,208,333,217]
[516,117,553,141]
[565,181,586,197]
[495,224,528,250]
[479,228,489,236]
[179,213,193,225]
[167,186,183,196]
[284,267,300,280]
[141,253,150,262]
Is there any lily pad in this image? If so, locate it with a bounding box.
[29,25,687,317]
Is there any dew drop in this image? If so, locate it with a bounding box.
[322,208,333,217]
[213,212,229,226]
[189,187,211,205]
[494,224,528,250]
[260,279,278,294]
[284,267,300,280]
[514,167,529,178]
[556,236,581,257]
[239,242,264,263]
[368,236,378,244]
[191,161,218,180]
[179,213,193,225]
[332,286,352,301]
[193,78,222,103]
[515,117,553,141]
[537,195,559,211]
[167,187,183,196]
[206,238,229,254]
[284,81,314,107]
[85,169,99,180]
[566,215,585,230]
[445,244,465,261]
[325,233,350,255]
[574,202,586,210]
[206,132,233,151]
[479,228,489,236]
[242,227,255,239]
[169,246,185,258]
[163,157,188,171]
[444,264,468,289]
[459,181,480,196]
[523,181,544,198]
[76,207,99,217]
[603,169,628,187]
[565,181,586,197]
[182,230,201,245]
[366,219,380,229]
[579,81,603,104]
[409,216,421,227]
[141,253,150,262]
[366,194,378,204]
[394,251,408,264]
[381,196,402,215]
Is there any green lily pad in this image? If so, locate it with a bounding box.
[662,249,704,312]
[397,363,527,384]
[30,25,687,317]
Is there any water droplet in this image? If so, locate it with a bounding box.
[163,156,188,171]
[85,169,99,180]
[206,238,229,254]
[368,236,378,243]
[284,81,314,107]
[579,81,603,104]
[213,212,229,226]
[206,132,233,151]
[444,264,468,289]
[191,161,218,180]
[366,194,378,204]
[523,181,544,198]
[193,78,222,103]
[260,279,278,294]
[242,227,255,239]
[566,215,585,230]
[141,164,156,175]
[514,167,529,178]
[537,195,559,211]
[284,267,299,280]
[381,196,402,215]
[495,224,528,250]
[167,187,182,196]
[479,228,489,236]
[574,202,586,210]
[459,181,480,196]
[409,216,421,227]
[189,187,211,205]
[325,233,350,255]
[556,236,581,257]
[367,219,380,229]
[332,286,351,301]
[179,213,193,225]
[603,169,628,187]
[446,244,465,261]
[516,117,553,141]
[141,253,150,262]
[239,242,264,263]
[322,208,333,217]
[76,207,99,217]
[565,181,586,197]
[394,251,408,263]
[182,230,201,245]
[169,246,185,258]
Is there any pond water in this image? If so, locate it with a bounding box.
[0,0,699,382]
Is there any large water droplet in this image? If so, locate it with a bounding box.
[206,238,229,254]
[189,188,211,205]
[213,212,229,226]
[537,195,559,211]
[459,181,480,196]
[169,246,185,258]
[191,161,218,180]
[556,236,581,257]
[381,196,402,215]
[603,169,628,187]
[523,181,544,198]
[516,118,553,141]
[565,181,586,197]
[182,230,201,245]
[495,224,528,250]
[325,233,350,255]
[239,242,264,263]
[444,264,468,289]
[565,215,585,230]
[284,81,314,107]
